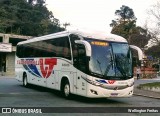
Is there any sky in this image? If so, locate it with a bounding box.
[46,0,157,33]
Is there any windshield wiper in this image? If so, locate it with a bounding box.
[109,52,114,69]
[103,51,114,76]
[96,59,103,76]
[91,72,103,78]
[114,54,127,78]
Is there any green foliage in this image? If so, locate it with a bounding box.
[145,44,160,58]
[130,26,151,48]
[0,0,64,36]
[111,20,136,39]
[138,82,160,89]
[110,5,150,48]
[115,5,136,21]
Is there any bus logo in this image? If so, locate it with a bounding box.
[108,80,115,84]
[40,58,57,78]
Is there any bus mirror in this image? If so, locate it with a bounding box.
[75,40,91,57]
[129,45,144,60]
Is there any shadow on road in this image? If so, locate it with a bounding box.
[25,84,126,105]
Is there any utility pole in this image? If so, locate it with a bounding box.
[158,58,160,77]
[63,23,70,30]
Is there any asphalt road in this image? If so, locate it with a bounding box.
[0,76,160,115]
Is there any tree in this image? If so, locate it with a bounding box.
[0,0,64,36]
[110,5,151,48]
[110,5,137,42]
[114,5,136,22]
[28,0,45,6]
[145,44,160,58]
[130,26,151,48]
[146,1,160,45]
[144,1,160,58]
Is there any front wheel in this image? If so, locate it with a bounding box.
[23,74,28,87]
[62,80,71,99]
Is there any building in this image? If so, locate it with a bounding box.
[0,33,32,76]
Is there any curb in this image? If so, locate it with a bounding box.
[133,93,160,99]
[0,76,15,78]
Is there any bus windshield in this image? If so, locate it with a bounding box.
[85,38,132,80]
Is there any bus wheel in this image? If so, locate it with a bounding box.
[23,73,28,87]
[62,80,71,99]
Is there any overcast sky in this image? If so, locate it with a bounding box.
[46,0,157,33]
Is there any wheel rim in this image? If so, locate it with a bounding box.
[23,75,27,86]
[24,77,27,86]
[64,84,70,97]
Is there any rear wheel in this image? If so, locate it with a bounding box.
[23,73,28,87]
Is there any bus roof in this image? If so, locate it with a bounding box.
[17,30,127,45]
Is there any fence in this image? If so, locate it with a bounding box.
[134,67,158,79]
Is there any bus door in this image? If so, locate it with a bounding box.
[72,44,87,96]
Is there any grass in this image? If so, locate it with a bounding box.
[138,82,160,89]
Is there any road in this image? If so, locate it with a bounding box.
[0,77,160,115]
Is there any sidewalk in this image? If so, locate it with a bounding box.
[0,75,15,78]
[133,76,160,99]
[134,87,160,99]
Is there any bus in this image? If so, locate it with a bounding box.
[15,30,143,98]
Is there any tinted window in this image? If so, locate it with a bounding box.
[69,34,89,73]
[69,34,80,64]
[16,36,71,60]
[85,38,132,80]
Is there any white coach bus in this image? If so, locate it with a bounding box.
[15,30,143,98]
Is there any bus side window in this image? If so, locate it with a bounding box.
[17,45,24,58]
[63,37,71,59]
[55,37,71,60]
[69,34,80,65]
[69,34,88,73]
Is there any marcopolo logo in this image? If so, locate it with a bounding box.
[108,80,115,84]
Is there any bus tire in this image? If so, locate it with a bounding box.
[62,80,71,99]
[23,73,28,87]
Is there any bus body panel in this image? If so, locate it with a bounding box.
[15,57,88,96]
[87,84,133,98]
[85,76,134,98]
[74,71,87,96]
